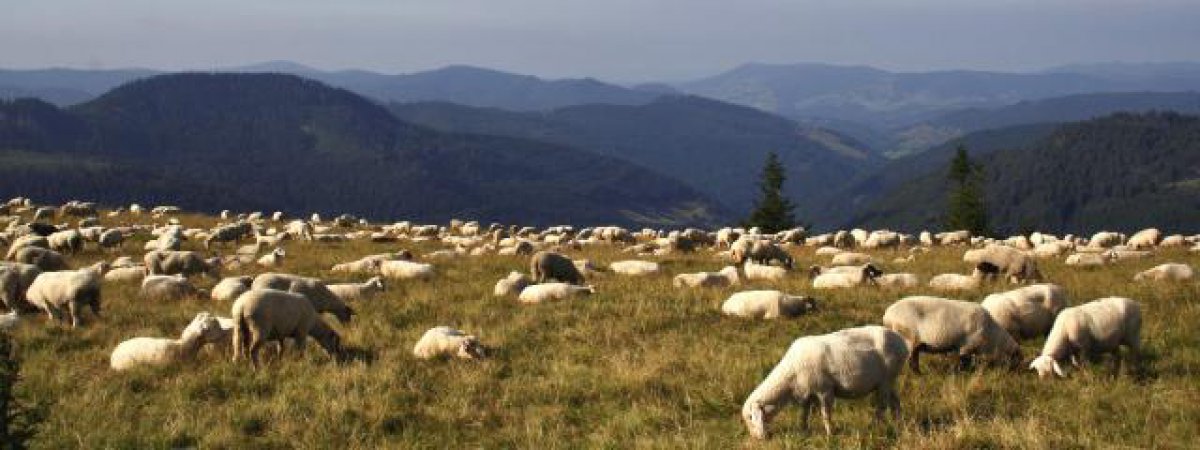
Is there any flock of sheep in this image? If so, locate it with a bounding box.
[0,196,1187,440]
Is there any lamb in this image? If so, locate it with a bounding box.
[144,250,221,278]
[326,277,386,302]
[830,252,871,266]
[379,260,434,280]
[882,296,1022,373]
[1029,297,1141,379]
[981,284,1068,340]
[231,288,344,367]
[493,271,532,297]
[412,326,487,360]
[963,245,1042,283]
[743,261,789,282]
[10,247,69,272]
[256,247,287,268]
[517,283,594,304]
[741,325,907,438]
[529,251,585,284]
[250,273,355,323]
[875,273,920,289]
[746,241,794,268]
[721,290,818,319]
[811,264,882,289]
[211,276,253,302]
[25,261,108,328]
[141,274,203,300]
[1133,263,1194,282]
[608,260,660,276]
[109,312,226,370]
[673,266,740,288]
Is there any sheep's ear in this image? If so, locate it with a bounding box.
[1052,360,1066,377]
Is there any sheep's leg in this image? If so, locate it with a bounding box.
[293,332,307,359]
[249,338,265,369]
[907,343,922,374]
[67,301,80,328]
[888,390,902,421]
[800,397,813,431]
[817,393,835,436]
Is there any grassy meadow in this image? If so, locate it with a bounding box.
[3,211,1199,448]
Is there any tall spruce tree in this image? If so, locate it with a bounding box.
[745,152,797,233]
[944,144,989,235]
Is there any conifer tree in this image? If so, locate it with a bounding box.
[944,144,989,235]
[745,152,797,233]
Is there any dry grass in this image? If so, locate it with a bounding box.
[5,212,1200,448]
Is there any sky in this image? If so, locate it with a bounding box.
[2,0,1198,82]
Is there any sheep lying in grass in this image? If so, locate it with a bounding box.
[380,260,434,280]
[812,264,882,289]
[412,326,487,360]
[1030,297,1142,379]
[231,288,344,367]
[743,261,789,282]
[981,284,1068,340]
[722,290,817,319]
[141,274,203,300]
[144,250,221,278]
[1133,263,1193,282]
[103,266,146,283]
[927,263,997,292]
[211,276,253,302]
[742,325,907,438]
[673,266,740,288]
[529,251,585,284]
[830,252,871,266]
[493,271,532,297]
[25,261,108,328]
[875,273,919,289]
[517,283,594,304]
[110,312,225,370]
[608,260,660,276]
[882,296,1022,373]
[1065,252,1112,267]
[327,277,386,302]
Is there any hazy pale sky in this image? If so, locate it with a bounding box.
[2,0,1198,81]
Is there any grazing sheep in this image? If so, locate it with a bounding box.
[211,276,253,302]
[205,222,252,249]
[608,260,660,276]
[875,273,919,289]
[981,284,1069,340]
[47,229,84,254]
[742,325,907,438]
[141,274,202,300]
[882,296,1022,373]
[747,241,794,268]
[1088,231,1124,249]
[256,248,286,268]
[831,252,871,266]
[0,262,40,311]
[1133,263,1193,282]
[963,245,1043,283]
[6,235,49,259]
[1029,297,1142,379]
[743,261,789,282]
[109,312,226,370]
[250,273,355,324]
[529,251,585,284]
[379,260,434,280]
[721,290,818,319]
[493,271,532,297]
[25,261,108,328]
[231,288,344,367]
[98,229,125,250]
[412,326,487,360]
[326,277,386,302]
[517,283,594,304]
[1126,228,1161,250]
[144,250,221,278]
[673,266,740,288]
[10,247,69,272]
[812,264,882,289]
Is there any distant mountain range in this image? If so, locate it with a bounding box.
[0,74,724,226]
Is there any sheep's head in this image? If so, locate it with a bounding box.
[862,264,884,285]
[1029,355,1066,379]
[742,400,777,439]
[368,277,385,291]
[457,338,487,359]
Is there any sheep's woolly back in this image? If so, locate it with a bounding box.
[1037,297,1141,371]
[412,326,483,360]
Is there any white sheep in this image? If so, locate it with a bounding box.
[981,284,1068,340]
[231,288,344,367]
[927,265,992,292]
[211,276,253,302]
[25,262,108,328]
[256,248,286,268]
[875,273,919,289]
[830,252,871,266]
[721,290,818,319]
[742,325,907,438]
[812,264,882,289]
[380,260,434,280]
[743,261,789,282]
[1065,252,1112,267]
[141,274,202,300]
[1133,263,1193,282]
[109,312,226,370]
[673,266,740,288]
[326,277,386,302]
[517,283,594,304]
[608,260,660,276]
[412,326,487,360]
[493,271,532,297]
[1029,297,1142,379]
[882,296,1022,373]
[103,266,146,283]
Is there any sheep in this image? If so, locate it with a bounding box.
[109,312,226,370]
[0,262,40,311]
[98,229,125,250]
[205,222,252,249]
[141,274,203,300]
[981,284,1068,340]
[10,247,69,272]
[326,277,386,302]
[741,325,907,438]
[608,260,660,276]
[256,248,286,268]
[673,266,740,288]
[927,263,997,292]
[1133,263,1193,282]
[830,252,871,266]
[963,245,1042,283]
[529,251,585,284]
[743,261,790,282]
[412,326,487,360]
[746,241,794,268]
[882,296,1022,373]
[812,264,882,289]
[721,290,818,319]
[1065,252,1112,267]
[250,273,355,324]
[6,235,49,259]
[231,288,344,367]
[875,273,919,289]
[493,271,532,297]
[1029,297,1142,379]
[144,250,221,278]
[210,276,253,302]
[517,283,594,304]
[331,258,383,274]
[379,260,434,280]
[1126,228,1161,250]
[25,261,108,328]
[47,229,84,254]
[1088,231,1124,249]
